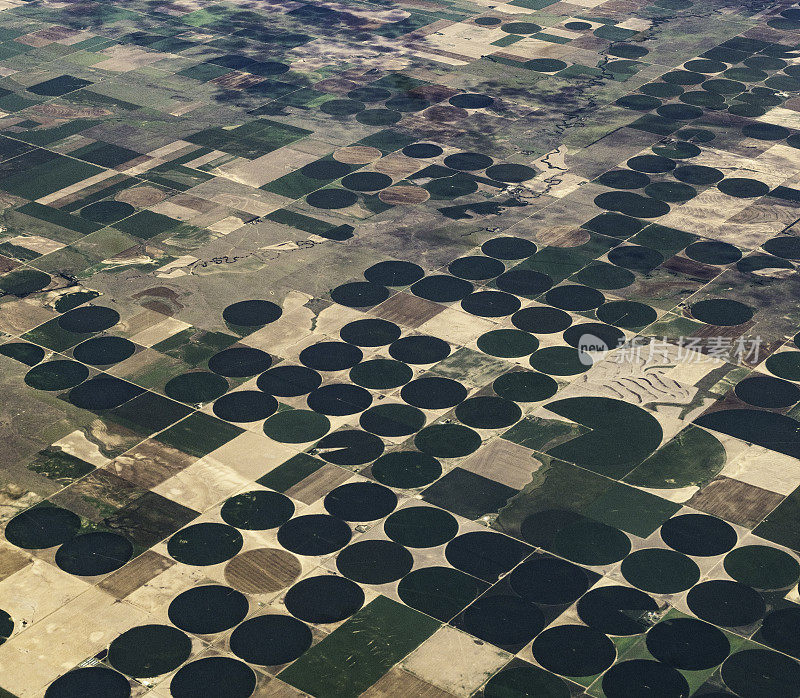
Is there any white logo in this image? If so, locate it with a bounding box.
[577,333,609,365]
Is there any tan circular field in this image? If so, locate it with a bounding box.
[116,186,167,207]
[374,154,420,177]
[379,185,430,205]
[333,146,383,164]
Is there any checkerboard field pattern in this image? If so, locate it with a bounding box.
[2,0,800,696]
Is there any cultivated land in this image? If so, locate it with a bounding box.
[1,0,800,696]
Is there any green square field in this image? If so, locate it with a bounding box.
[279,596,440,698]
[0,155,103,200]
[155,412,243,458]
